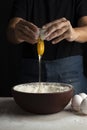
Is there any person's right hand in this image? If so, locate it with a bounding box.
[14,19,39,44]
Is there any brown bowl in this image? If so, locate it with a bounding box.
[12,82,74,114]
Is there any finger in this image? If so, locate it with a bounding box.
[42,17,66,29]
[44,20,70,38]
[21,32,37,44]
[46,25,69,41]
[16,23,38,40]
[23,35,37,44]
[16,25,37,44]
[19,20,39,32]
[52,32,68,44]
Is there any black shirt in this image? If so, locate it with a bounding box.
[12,0,87,60]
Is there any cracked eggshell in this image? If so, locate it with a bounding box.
[71,94,82,112]
[80,97,87,115]
[39,28,46,40]
[79,93,87,100]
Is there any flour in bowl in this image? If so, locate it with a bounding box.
[13,82,71,93]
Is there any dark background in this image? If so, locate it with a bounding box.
[0,0,87,96]
[0,0,22,96]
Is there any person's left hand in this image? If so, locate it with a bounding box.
[42,17,77,44]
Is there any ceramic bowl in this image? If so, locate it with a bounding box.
[12,82,74,114]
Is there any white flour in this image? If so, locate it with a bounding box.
[13,83,71,93]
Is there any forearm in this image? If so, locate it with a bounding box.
[74,26,87,43]
[73,16,87,43]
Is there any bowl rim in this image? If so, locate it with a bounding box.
[12,82,74,95]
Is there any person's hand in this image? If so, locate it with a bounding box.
[15,19,39,44]
[42,18,78,44]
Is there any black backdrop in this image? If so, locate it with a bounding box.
[0,0,22,96]
[0,0,87,96]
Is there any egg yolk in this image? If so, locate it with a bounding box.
[37,38,45,56]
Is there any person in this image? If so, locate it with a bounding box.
[7,0,87,94]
